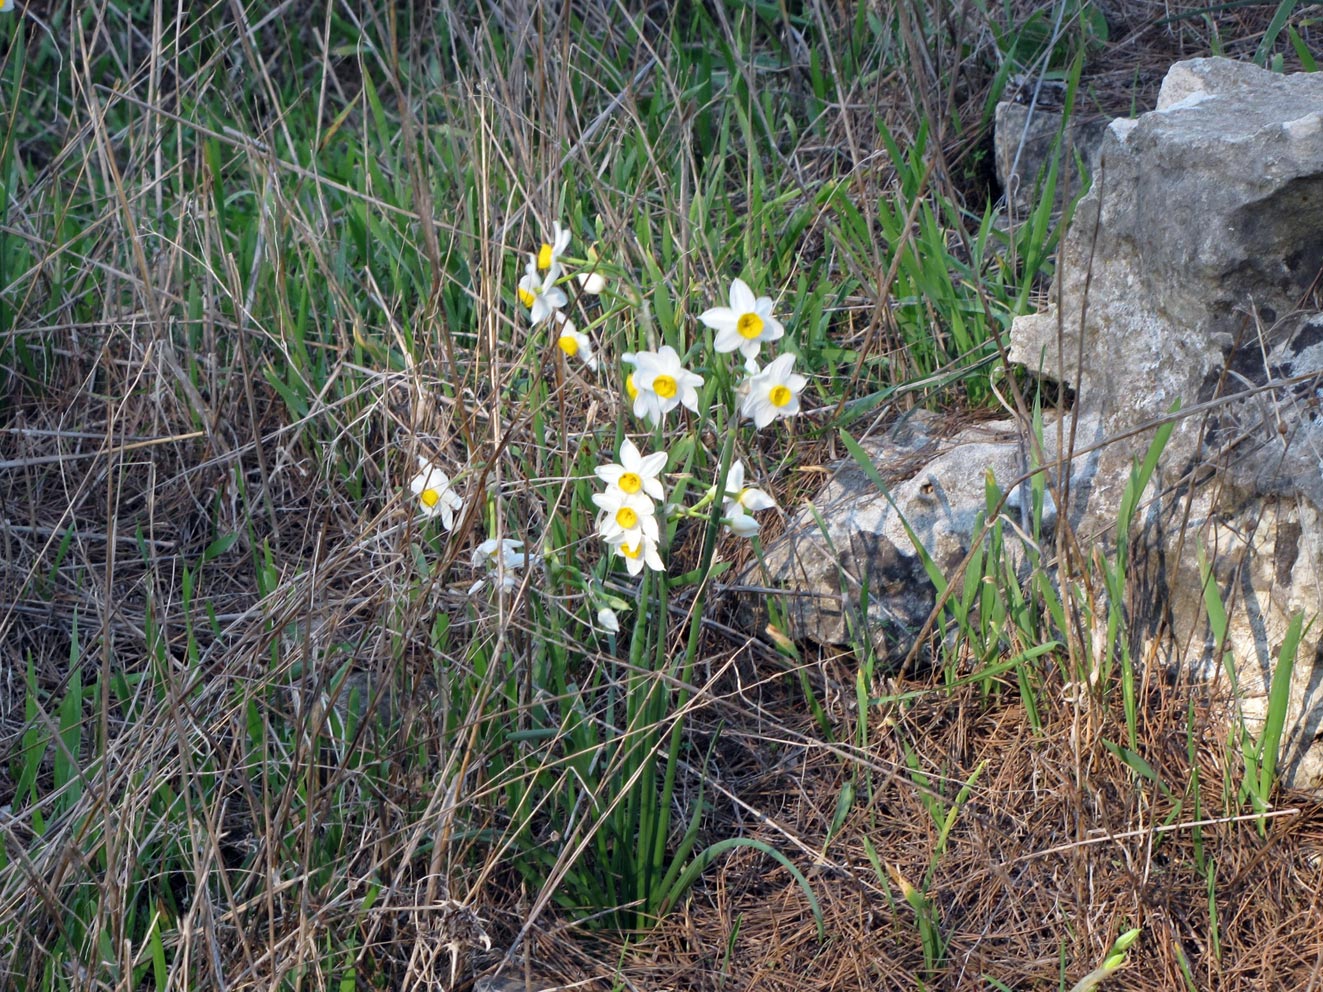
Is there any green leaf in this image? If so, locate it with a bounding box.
[1259,612,1305,800]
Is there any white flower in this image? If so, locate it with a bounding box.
[607,532,664,575]
[537,221,571,274]
[596,607,620,633]
[554,313,596,370]
[472,538,536,571]
[721,459,776,536]
[739,353,807,429]
[624,346,704,426]
[723,459,777,513]
[409,457,463,530]
[577,270,606,295]
[517,255,567,326]
[470,538,537,593]
[724,508,762,538]
[595,439,666,502]
[592,487,660,547]
[700,278,785,361]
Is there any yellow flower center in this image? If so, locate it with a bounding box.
[737,312,764,340]
[615,507,639,530]
[621,541,643,560]
[654,374,677,399]
[518,287,536,308]
[420,488,441,508]
[618,472,643,494]
[538,242,554,270]
[625,373,638,400]
[558,333,579,356]
[769,384,793,408]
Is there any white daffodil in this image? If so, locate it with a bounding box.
[596,439,667,502]
[554,312,596,371]
[517,254,567,326]
[723,459,777,514]
[608,532,664,575]
[724,459,773,509]
[576,244,606,294]
[622,353,641,411]
[723,508,763,538]
[410,457,463,530]
[592,487,659,547]
[470,538,538,593]
[596,607,620,633]
[537,220,571,275]
[700,277,785,361]
[624,346,704,426]
[720,459,776,536]
[577,270,606,295]
[740,353,807,429]
[472,538,536,571]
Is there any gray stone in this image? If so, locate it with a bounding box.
[994,100,1109,215]
[1008,57,1323,785]
[1009,58,1323,539]
[755,411,1095,663]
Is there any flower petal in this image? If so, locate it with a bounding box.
[729,278,756,314]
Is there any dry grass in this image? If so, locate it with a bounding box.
[626,664,1323,990]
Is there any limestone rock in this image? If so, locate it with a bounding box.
[1008,57,1323,786]
[994,99,1108,215]
[755,411,1091,664]
[1009,58,1323,538]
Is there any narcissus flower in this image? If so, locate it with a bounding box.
[596,607,621,633]
[592,487,660,547]
[577,270,606,295]
[608,532,664,575]
[469,538,538,593]
[724,510,762,538]
[517,255,567,326]
[700,278,785,361]
[472,538,537,572]
[554,313,596,371]
[623,346,704,426]
[740,353,807,429]
[721,459,777,536]
[410,457,463,530]
[537,221,571,274]
[596,439,667,502]
[723,459,777,514]
[576,244,606,294]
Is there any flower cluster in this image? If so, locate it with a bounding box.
[587,277,803,575]
[409,240,808,624]
[592,439,667,575]
[515,220,603,371]
[701,279,806,428]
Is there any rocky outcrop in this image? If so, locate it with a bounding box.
[758,58,1323,787]
[1010,57,1323,784]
